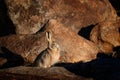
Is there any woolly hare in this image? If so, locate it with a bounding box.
[33,31,60,68]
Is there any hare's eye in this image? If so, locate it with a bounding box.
[51,43,57,49]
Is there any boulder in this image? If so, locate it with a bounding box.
[0,33,48,63]
[100,19,120,47]
[0,66,93,80]
[90,18,120,53]
[5,0,47,34]
[0,58,7,67]
[0,19,99,64]
[46,19,98,62]
[5,0,117,34]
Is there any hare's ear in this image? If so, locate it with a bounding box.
[46,31,52,45]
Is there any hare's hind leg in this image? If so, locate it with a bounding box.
[34,51,52,68]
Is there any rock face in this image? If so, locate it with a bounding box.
[0,20,99,64]
[1,0,119,64]
[0,0,120,79]
[44,0,117,32]
[5,0,117,34]
[46,19,98,62]
[100,19,120,47]
[0,58,7,67]
[90,18,120,53]
[0,66,93,80]
[0,0,119,65]
[5,0,47,34]
[0,33,48,63]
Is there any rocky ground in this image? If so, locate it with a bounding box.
[0,0,120,80]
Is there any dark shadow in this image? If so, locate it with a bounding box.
[0,47,24,69]
[119,28,120,33]
[36,20,49,33]
[0,0,16,37]
[78,25,95,40]
[112,46,120,58]
[113,46,120,52]
[109,0,120,16]
[55,47,120,80]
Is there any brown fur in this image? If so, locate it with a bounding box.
[33,31,60,68]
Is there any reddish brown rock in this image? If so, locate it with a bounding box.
[0,66,93,80]
[0,58,7,67]
[100,19,120,47]
[90,18,120,53]
[0,33,48,63]
[5,0,47,34]
[46,19,98,62]
[90,25,113,53]
[45,0,117,32]
[98,40,113,54]
[5,0,117,34]
[0,19,98,64]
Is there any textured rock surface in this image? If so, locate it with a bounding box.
[5,0,117,34]
[90,18,120,53]
[5,0,47,34]
[0,66,93,80]
[90,24,113,53]
[0,0,120,79]
[0,20,99,64]
[100,19,120,47]
[0,58,7,67]
[0,33,48,63]
[44,0,117,32]
[46,19,98,62]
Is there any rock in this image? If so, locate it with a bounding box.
[0,66,93,80]
[5,0,47,34]
[5,0,117,34]
[45,0,117,32]
[46,19,98,62]
[100,19,120,47]
[98,40,113,54]
[0,58,7,67]
[90,18,120,53]
[90,24,113,53]
[0,19,98,64]
[0,33,48,63]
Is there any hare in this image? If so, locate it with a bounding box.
[33,31,60,68]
